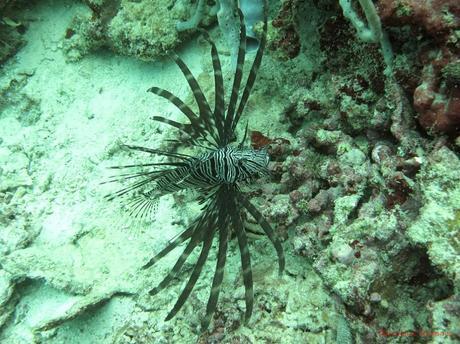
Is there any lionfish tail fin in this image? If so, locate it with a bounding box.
[125,192,160,220]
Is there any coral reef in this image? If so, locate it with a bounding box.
[176,0,209,32]
[1,0,460,342]
[377,0,460,44]
[255,0,460,341]
[240,0,265,51]
[339,0,393,70]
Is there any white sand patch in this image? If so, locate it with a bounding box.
[0,0,211,341]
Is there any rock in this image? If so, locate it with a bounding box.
[331,242,355,265]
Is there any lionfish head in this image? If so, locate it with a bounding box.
[236,146,270,180]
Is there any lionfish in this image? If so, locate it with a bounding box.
[105,2,284,330]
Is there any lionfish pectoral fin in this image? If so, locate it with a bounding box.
[146,218,206,295]
[164,226,215,321]
[147,237,199,296]
[142,226,195,270]
[231,205,254,323]
[238,193,285,276]
[201,216,229,330]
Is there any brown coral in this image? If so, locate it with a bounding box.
[377,0,460,47]
[376,0,460,134]
[413,51,460,133]
[271,0,301,59]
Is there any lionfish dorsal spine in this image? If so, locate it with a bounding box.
[170,53,220,146]
[232,4,268,133]
[198,28,226,143]
[223,8,247,145]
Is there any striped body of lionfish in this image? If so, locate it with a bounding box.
[105,2,284,330]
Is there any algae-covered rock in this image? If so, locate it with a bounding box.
[430,295,460,343]
[0,270,13,310]
[0,147,32,192]
[407,147,460,283]
[106,0,181,59]
[0,270,15,329]
[63,0,185,61]
[0,1,26,64]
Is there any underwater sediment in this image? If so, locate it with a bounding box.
[0,0,459,343]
